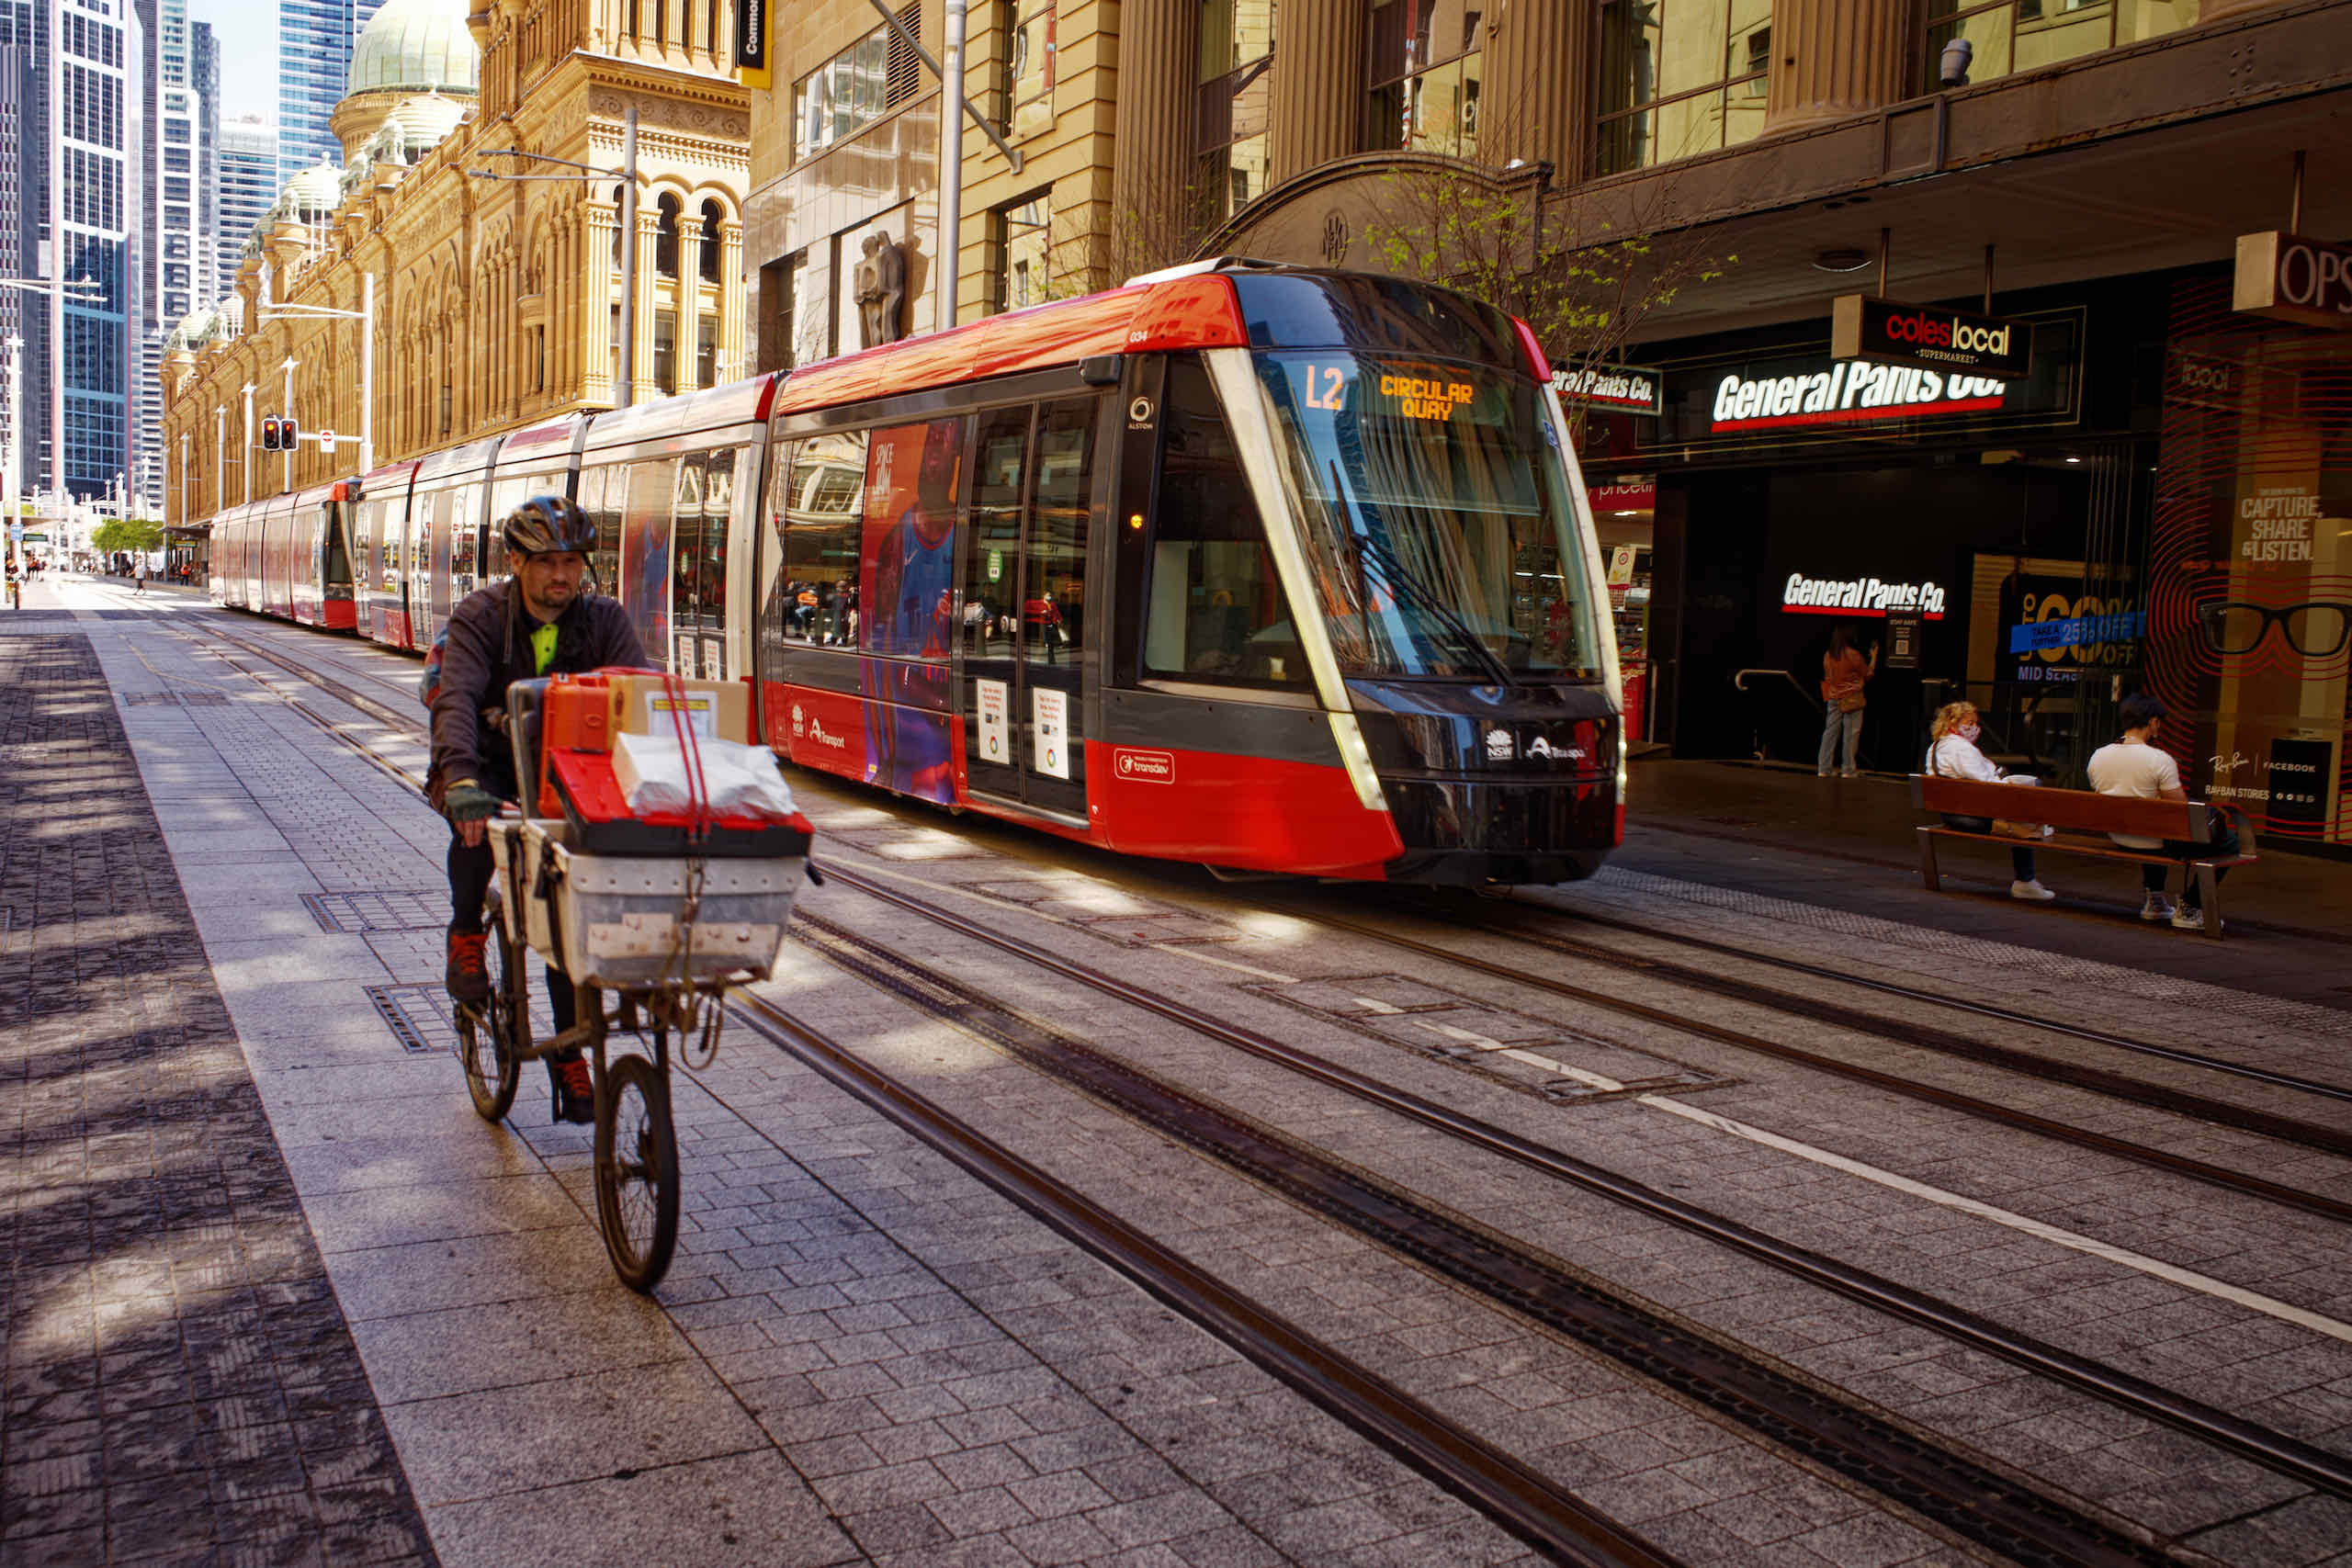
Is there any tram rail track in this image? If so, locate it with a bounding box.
[157,602,2352,1564]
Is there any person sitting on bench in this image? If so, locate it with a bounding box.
[2086,692,2240,931]
[1925,701,2052,902]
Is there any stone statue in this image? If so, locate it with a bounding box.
[854,231,907,348]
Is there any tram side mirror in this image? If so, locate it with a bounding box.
[1939,38,1973,87]
[1079,355,1124,388]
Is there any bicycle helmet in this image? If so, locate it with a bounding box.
[502,494,596,559]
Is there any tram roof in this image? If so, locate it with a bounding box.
[582,376,780,456]
[414,433,504,484]
[496,412,588,470]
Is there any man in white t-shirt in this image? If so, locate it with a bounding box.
[2086,693,2238,929]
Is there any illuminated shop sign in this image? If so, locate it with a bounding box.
[1831,295,2034,378]
[1710,362,2009,431]
[1782,572,1947,618]
[2233,231,2352,330]
[1551,363,1664,417]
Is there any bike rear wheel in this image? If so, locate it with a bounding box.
[594,1052,679,1292]
[457,930,521,1122]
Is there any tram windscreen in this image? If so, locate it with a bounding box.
[1253,353,1601,681]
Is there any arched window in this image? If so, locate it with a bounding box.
[698,200,723,283]
[656,193,681,277]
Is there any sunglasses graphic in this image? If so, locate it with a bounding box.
[2195,601,2352,658]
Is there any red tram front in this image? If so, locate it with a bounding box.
[755,263,1623,885]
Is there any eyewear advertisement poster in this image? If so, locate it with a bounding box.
[2144,280,2352,844]
[1032,686,1070,779]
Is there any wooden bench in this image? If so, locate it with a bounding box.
[1909,774,2257,938]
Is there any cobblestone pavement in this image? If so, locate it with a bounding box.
[0,619,436,1568]
[29,578,2352,1568]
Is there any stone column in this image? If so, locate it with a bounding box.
[717,221,744,384]
[1485,0,1594,180]
[584,205,616,402]
[1112,0,1200,256]
[1763,0,1906,136]
[633,210,660,405]
[1268,0,1366,188]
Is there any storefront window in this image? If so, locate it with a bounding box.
[1365,0,1482,159]
[1195,0,1274,232]
[1924,1,2201,90]
[994,196,1050,312]
[1591,478,1656,739]
[1595,0,1771,176]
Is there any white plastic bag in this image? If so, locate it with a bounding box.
[612,732,799,820]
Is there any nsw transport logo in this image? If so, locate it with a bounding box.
[1113,748,1176,783]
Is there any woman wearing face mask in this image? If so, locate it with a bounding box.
[1928,701,2053,901]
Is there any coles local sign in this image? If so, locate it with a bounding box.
[1708,296,2031,433]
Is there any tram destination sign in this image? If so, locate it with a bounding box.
[1830,295,2033,378]
[2233,231,2352,330]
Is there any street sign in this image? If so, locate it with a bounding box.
[1830,294,2033,378]
[2233,231,2352,330]
[317,428,337,447]
[6,522,21,541]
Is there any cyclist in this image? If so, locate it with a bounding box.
[428,495,646,1122]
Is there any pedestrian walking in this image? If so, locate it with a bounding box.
[1816,626,1874,777]
[134,563,146,594]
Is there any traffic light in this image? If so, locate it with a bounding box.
[260,417,281,452]
[283,417,300,450]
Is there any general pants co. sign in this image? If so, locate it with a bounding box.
[2234,231,2352,330]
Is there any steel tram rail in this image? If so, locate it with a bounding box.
[1484,897,2352,1106]
[137,598,2352,1229]
[153,609,1679,1568]
[150,605,2352,1540]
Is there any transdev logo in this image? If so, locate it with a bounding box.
[1114,748,1175,783]
[789,702,847,750]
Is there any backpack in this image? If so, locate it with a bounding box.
[419,628,447,710]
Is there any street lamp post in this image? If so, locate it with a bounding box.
[467,105,641,411]
[242,383,256,504]
[279,357,299,491]
[213,405,226,514]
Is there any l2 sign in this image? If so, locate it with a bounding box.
[1830,295,2033,378]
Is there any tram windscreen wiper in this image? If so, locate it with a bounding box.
[1351,519,1515,689]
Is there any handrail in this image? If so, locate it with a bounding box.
[1733,668,1813,703]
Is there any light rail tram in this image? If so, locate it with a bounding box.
[205,262,1624,884]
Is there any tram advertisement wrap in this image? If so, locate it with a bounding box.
[858,417,961,803]
[2144,277,2352,844]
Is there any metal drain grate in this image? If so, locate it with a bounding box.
[304,890,449,933]
[365,984,455,1055]
[176,689,230,705]
[119,688,232,707]
[121,691,180,705]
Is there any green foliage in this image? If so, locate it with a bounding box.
[1366,160,1733,437]
[90,518,165,557]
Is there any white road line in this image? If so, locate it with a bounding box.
[1641,1094,2352,1347]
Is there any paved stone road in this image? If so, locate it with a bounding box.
[0,624,436,1567]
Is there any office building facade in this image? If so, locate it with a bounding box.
[216,115,277,290]
[277,0,381,179]
[135,0,204,509]
[4,0,143,504]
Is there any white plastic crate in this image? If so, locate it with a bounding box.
[489,819,802,987]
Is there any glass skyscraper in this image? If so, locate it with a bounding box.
[3,0,142,503]
[277,0,380,180]
[216,115,277,290]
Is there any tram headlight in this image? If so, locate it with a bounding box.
[1328,713,1389,812]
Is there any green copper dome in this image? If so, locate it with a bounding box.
[347,0,481,96]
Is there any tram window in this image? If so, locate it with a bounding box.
[1142,358,1303,686]
[484,476,531,579]
[780,429,867,648]
[323,509,353,588]
[621,459,676,656]
[698,450,732,635]
[450,483,482,604]
[579,466,620,594]
[965,407,1029,660]
[1023,400,1094,665]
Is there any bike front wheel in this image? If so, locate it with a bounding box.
[594,1053,679,1292]
[457,931,521,1122]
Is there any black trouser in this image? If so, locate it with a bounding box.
[1942,816,2036,882]
[449,819,577,1042]
[2142,809,2240,908]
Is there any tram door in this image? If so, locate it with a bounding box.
[670,449,731,679]
[961,399,1093,818]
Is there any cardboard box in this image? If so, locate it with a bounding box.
[609,673,751,745]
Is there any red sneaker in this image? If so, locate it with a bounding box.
[445,931,489,1005]
[551,1055,595,1124]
